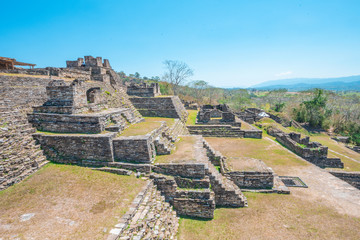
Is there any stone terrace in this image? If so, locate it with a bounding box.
[268,127,344,168]
[187,104,262,139]
[203,138,289,193]
[150,135,247,219]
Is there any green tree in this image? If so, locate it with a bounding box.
[294,89,332,127]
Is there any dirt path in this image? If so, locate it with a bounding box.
[265,137,360,218]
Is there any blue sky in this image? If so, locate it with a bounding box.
[1,0,360,87]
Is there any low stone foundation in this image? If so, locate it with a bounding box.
[153,163,206,179]
[203,140,274,190]
[329,171,360,190]
[346,145,360,153]
[225,170,274,189]
[187,125,262,138]
[268,127,344,168]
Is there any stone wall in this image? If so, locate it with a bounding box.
[130,96,188,122]
[28,109,130,134]
[174,176,210,188]
[0,76,52,191]
[0,75,51,108]
[203,140,274,189]
[173,191,215,219]
[151,173,216,219]
[225,170,274,189]
[33,132,116,163]
[113,136,155,163]
[268,127,344,168]
[329,171,360,189]
[0,68,50,76]
[347,145,360,153]
[152,163,206,179]
[47,67,91,80]
[126,82,161,97]
[187,125,262,138]
[28,113,104,133]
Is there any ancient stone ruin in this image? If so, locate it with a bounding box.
[126,82,161,97]
[0,56,250,227]
[268,127,344,168]
[2,55,359,239]
[182,100,199,110]
[187,104,263,138]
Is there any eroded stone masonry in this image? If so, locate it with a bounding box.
[0,55,324,239]
[187,104,262,138]
[268,127,344,168]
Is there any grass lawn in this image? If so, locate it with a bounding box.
[226,157,269,172]
[257,117,291,133]
[178,191,360,240]
[0,163,146,240]
[205,136,308,175]
[186,110,198,126]
[120,117,166,136]
[239,120,254,130]
[156,136,197,164]
[144,117,176,127]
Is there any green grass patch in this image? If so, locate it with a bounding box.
[0,163,146,239]
[178,191,360,240]
[186,110,198,126]
[155,136,196,164]
[120,119,162,137]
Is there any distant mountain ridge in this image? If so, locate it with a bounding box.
[250,75,360,91]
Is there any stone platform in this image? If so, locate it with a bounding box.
[28,108,134,134]
[203,139,289,194]
[150,135,247,218]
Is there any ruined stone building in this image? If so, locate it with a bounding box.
[126,82,161,97]
[4,56,357,239]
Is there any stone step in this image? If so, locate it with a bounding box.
[92,167,133,176]
[105,124,123,132]
[107,162,152,174]
[119,183,179,240]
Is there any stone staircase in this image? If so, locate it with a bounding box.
[105,85,144,124]
[154,135,173,155]
[120,107,144,124]
[171,96,189,122]
[154,119,189,155]
[195,136,247,207]
[0,106,48,190]
[151,173,216,219]
[150,135,247,219]
[118,182,179,240]
[205,161,247,207]
[163,119,189,142]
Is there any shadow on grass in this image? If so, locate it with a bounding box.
[179,215,213,221]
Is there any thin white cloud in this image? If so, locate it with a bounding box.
[275,71,293,77]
